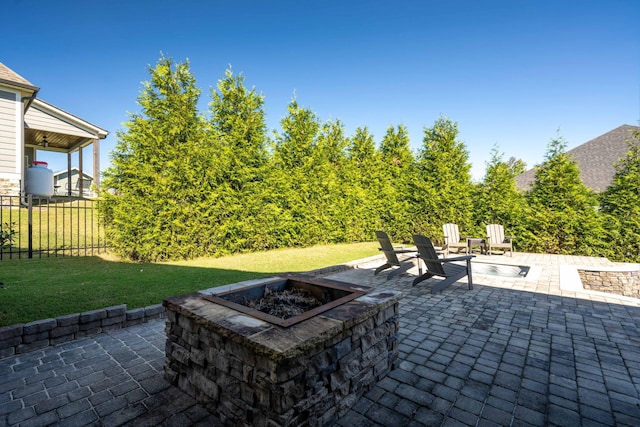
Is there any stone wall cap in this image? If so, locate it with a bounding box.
[23,318,57,334]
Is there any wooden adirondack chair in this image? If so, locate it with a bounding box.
[442,223,469,254]
[485,224,513,256]
[412,234,475,292]
[374,231,418,279]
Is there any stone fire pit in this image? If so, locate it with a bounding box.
[163,274,401,426]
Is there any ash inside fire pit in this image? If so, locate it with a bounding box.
[247,286,322,319]
[199,274,370,327]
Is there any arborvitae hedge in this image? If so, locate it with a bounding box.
[101,56,638,262]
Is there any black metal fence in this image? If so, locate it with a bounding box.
[0,194,107,260]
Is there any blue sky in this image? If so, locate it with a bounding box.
[2,0,639,180]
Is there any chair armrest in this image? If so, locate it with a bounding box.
[379,248,415,254]
[442,255,475,263]
[419,255,475,264]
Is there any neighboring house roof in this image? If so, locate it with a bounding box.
[53,168,93,180]
[515,124,640,192]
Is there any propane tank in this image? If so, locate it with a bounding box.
[25,161,54,197]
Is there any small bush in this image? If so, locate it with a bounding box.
[0,221,16,249]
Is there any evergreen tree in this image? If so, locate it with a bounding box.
[348,126,378,167]
[344,127,385,240]
[473,147,527,241]
[378,124,415,241]
[101,56,207,261]
[208,68,268,188]
[600,132,640,261]
[524,136,607,255]
[380,124,414,175]
[414,117,474,241]
[205,68,271,253]
[271,99,322,245]
[273,100,320,169]
[314,119,350,241]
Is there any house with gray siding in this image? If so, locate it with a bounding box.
[53,167,94,197]
[0,62,108,197]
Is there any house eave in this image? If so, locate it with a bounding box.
[31,98,109,139]
[0,78,39,94]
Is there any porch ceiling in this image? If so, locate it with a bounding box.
[24,128,95,152]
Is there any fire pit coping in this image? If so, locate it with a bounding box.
[163,276,402,362]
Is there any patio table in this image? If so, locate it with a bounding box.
[467,238,486,255]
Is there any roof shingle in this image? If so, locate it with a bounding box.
[0,62,39,92]
[515,124,640,192]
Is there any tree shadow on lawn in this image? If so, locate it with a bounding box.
[0,255,306,327]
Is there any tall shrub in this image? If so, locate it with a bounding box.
[271,99,322,245]
[310,120,352,242]
[524,136,607,255]
[413,117,474,241]
[600,132,640,261]
[204,68,271,254]
[473,147,528,243]
[344,126,385,240]
[101,56,207,261]
[378,124,415,241]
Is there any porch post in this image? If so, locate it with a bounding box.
[79,148,83,197]
[93,138,100,192]
[67,152,72,196]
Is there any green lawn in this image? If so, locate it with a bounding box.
[0,242,379,327]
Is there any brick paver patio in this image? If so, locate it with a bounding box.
[1,252,639,426]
